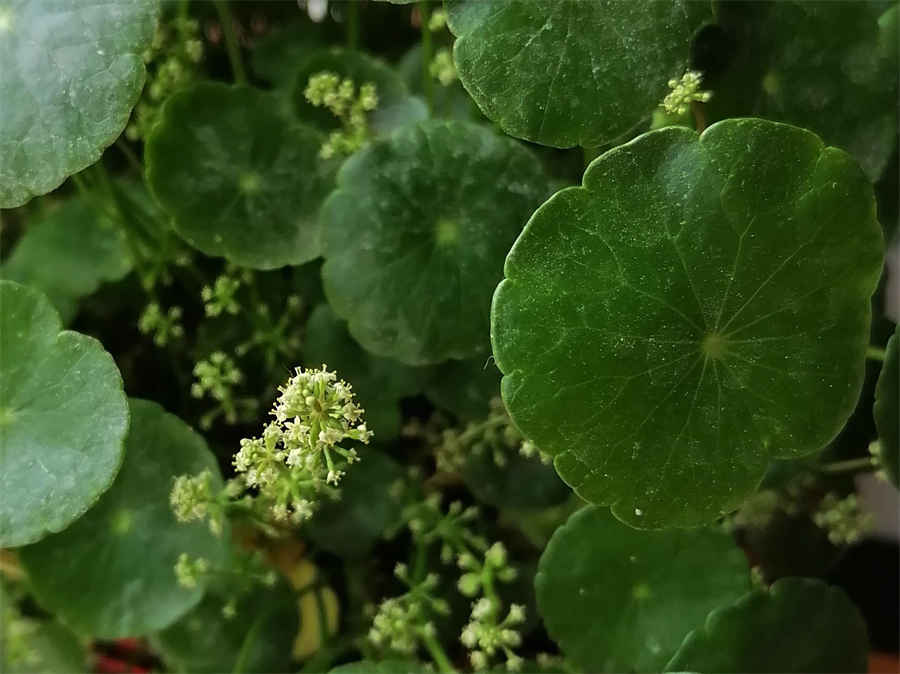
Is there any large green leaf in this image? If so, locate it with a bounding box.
[535,506,749,673]
[701,1,897,182]
[145,83,333,270]
[492,119,884,528]
[321,120,547,365]
[303,304,423,440]
[305,449,406,558]
[1,199,132,323]
[446,0,711,148]
[152,581,298,674]
[0,281,128,547]
[0,0,158,207]
[874,329,898,485]
[19,399,228,638]
[665,577,868,673]
[291,48,427,137]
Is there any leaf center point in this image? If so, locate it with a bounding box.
[701,333,728,359]
[434,218,459,247]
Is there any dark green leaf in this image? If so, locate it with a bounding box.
[874,329,898,485]
[425,358,500,421]
[464,450,568,510]
[322,120,548,365]
[492,119,884,528]
[1,199,132,323]
[0,281,128,547]
[145,83,333,269]
[330,660,424,673]
[303,304,423,440]
[251,21,327,88]
[306,449,406,558]
[20,399,229,638]
[536,506,750,673]
[0,0,158,207]
[664,577,868,673]
[446,0,711,148]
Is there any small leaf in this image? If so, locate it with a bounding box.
[446,0,711,148]
[292,48,427,136]
[874,329,898,486]
[0,281,128,547]
[145,82,333,269]
[19,399,229,638]
[492,119,884,528]
[0,0,159,207]
[321,120,548,365]
[535,506,750,673]
[664,577,868,673]
[303,304,423,440]
[1,198,132,323]
[305,449,406,558]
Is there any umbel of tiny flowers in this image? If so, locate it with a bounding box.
[170,469,226,536]
[661,69,712,116]
[813,492,874,545]
[368,566,450,656]
[304,71,378,158]
[429,48,457,87]
[174,553,209,589]
[201,274,241,317]
[192,351,253,429]
[138,301,184,346]
[232,364,372,524]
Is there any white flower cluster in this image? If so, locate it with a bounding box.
[232,365,372,524]
[169,469,224,536]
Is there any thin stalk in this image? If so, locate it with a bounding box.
[420,2,433,113]
[232,607,269,674]
[215,0,247,85]
[867,346,886,362]
[818,457,876,474]
[421,632,456,674]
[115,138,143,174]
[346,1,360,51]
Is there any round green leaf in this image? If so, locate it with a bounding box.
[292,48,427,137]
[0,281,128,547]
[425,358,500,421]
[0,0,159,207]
[446,0,711,148]
[304,304,423,440]
[19,399,228,638]
[464,449,568,510]
[2,198,132,323]
[145,82,333,269]
[536,506,750,673]
[492,119,884,528]
[664,577,868,673]
[874,329,898,485]
[322,119,548,365]
[306,449,406,558]
[152,582,298,674]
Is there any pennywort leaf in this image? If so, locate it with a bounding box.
[492,119,884,528]
[874,329,898,486]
[0,281,128,547]
[0,0,159,207]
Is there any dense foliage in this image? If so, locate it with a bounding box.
[1,1,897,673]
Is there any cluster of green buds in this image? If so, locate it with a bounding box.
[436,397,550,473]
[191,352,253,429]
[813,493,874,546]
[304,72,378,158]
[661,70,712,116]
[127,15,203,140]
[138,302,184,346]
[457,543,525,671]
[429,48,457,86]
[368,568,449,655]
[1,599,40,668]
[170,469,226,536]
[201,274,242,317]
[404,495,487,564]
[232,365,372,523]
[174,553,210,590]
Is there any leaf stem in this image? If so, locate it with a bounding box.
[215,1,247,85]
[420,2,434,113]
[346,0,360,51]
[115,137,143,175]
[421,632,456,673]
[818,457,876,474]
[867,346,886,362]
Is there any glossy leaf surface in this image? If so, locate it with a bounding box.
[322,120,547,365]
[536,506,749,672]
[20,399,228,637]
[0,0,158,207]
[0,281,128,547]
[665,577,868,673]
[146,83,332,269]
[492,119,884,528]
[446,0,710,148]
